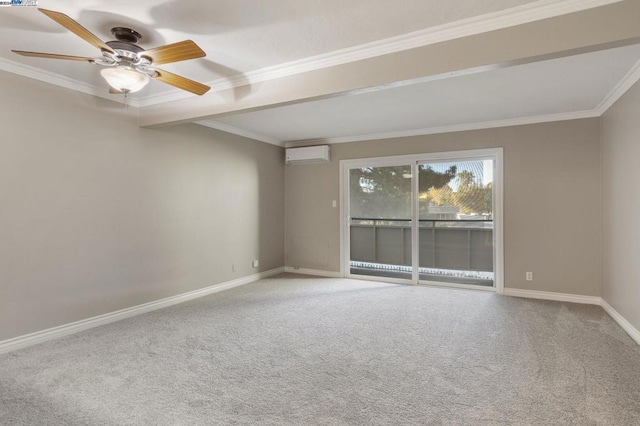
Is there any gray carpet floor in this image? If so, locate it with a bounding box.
[1,274,640,425]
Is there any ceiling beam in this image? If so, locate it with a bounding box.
[138,0,640,128]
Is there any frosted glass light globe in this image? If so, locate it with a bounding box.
[100,67,150,93]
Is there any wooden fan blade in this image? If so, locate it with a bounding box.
[141,40,205,65]
[151,68,210,96]
[12,50,95,61]
[39,8,114,53]
[109,87,123,95]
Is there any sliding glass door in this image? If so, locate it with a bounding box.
[418,159,494,287]
[343,149,502,291]
[349,164,413,280]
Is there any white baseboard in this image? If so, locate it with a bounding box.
[4,272,637,354]
[284,266,342,278]
[600,299,640,346]
[504,288,640,346]
[503,288,602,305]
[0,267,285,355]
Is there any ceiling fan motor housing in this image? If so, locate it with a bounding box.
[99,27,156,76]
[106,28,144,54]
[111,27,142,44]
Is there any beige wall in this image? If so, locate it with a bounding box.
[285,119,602,296]
[601,81,640,331]
[0,71,284,341]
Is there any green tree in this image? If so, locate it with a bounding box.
[453,171,492,214]
[350,165,456,219]
[350,166,411,219]
[418,165,457,193]
[420,166,457,217]
[426,184,454,206]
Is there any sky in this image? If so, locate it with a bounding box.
[420,159,493,190]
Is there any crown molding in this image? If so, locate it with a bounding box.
[0,57,143,108]
[202,47,640,148]
[199,111,600,148]
[596,58,640,115]
[0,0,626,120]
[134,0,623,107]
[246,0,621,84]
[0,0,624,109]
[199,47,640,148]
[284,110,600,147]
[195,120,284,146]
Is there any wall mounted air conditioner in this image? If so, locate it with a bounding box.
[285,145,330,165]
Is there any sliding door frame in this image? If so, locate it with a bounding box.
[339,147,504,294]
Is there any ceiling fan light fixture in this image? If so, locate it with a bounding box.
[100,67,150,93]
[14,9,210,95]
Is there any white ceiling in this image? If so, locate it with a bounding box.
[205,44,640,143]
[0,0,538,98]
[0,0,636,145]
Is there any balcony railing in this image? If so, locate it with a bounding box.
[349,218,494,285]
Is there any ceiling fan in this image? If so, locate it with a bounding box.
[12,8,210,96]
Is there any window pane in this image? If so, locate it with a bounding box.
[418,160,494,287]
[349,165,412,279]
[349,166,412,220]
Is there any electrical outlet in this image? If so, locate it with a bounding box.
[526,272,533,281]
[232,263,235,272]
[252,259,259,268]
